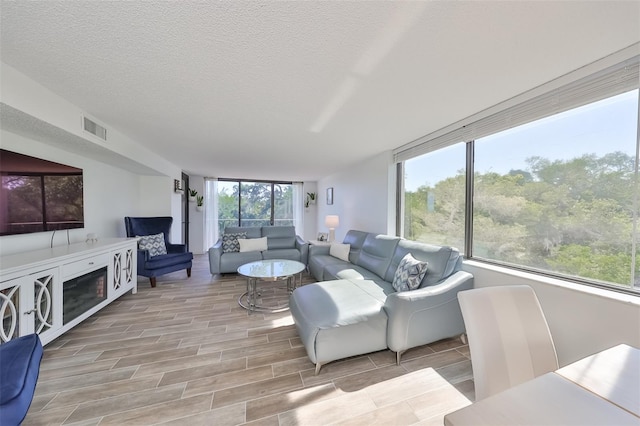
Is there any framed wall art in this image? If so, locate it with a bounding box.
[327,187,334,205]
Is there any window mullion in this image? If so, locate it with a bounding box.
[464,141,474,259]
[270,183,275,226]
[237,181,242,227]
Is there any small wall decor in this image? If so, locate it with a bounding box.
[196,195,204,212]
[326,187,334,205]
[188,189,198,202]
[174,179,184,194]
[305,192,317,208]
[307,192,316,204]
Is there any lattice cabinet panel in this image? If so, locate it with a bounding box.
[0,282,20,343]
[0,267,59,344]
[33,272,56,335]
[113,252,123,291]
[125,248,134,284]
[111,247,135,297]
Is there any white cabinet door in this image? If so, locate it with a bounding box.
[0,275,23,342]
[0,267,59,343]
[30,268,60,343]
[111,245,136,298]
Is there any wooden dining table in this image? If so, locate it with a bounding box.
[444,343,640,425]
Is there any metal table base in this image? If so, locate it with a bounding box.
[237,272,301,313]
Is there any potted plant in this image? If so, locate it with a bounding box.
[307,192,316,205]
[196,195,204,212]
[188,189,197,203]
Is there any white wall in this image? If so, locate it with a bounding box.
[187,175,206,254]
[302,181,318,241]
[138,176,183,244]
[317,151,394,242]
[0,130,140,256]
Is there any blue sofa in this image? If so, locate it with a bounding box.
[291,230,474,373]
[208,226,309,275]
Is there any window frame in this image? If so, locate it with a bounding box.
[396,53,640,295]
[217,178,294,228]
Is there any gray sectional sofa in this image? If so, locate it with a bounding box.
[290,230,473,374]
[208,226,309,275]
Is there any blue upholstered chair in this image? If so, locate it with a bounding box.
[0,334,43,425]
[124,216,193,288]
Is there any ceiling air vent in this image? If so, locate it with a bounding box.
[82,116,107,141]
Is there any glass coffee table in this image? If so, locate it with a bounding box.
[237,259,305,313]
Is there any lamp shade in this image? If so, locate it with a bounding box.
[325,215,340,229]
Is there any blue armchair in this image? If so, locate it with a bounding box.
[0,334,43,425]
[124,216,193,288]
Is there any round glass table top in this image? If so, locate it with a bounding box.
[237,259,305,279]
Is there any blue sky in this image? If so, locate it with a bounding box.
[405,90,639,191]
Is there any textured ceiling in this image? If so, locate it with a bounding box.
[1,1,638,181]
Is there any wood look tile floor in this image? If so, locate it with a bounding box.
[24,255,474,426]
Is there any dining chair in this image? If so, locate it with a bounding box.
[458,285,558,400]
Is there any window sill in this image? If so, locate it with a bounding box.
[462,259,640,306]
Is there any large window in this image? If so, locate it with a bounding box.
[214,179,295,236]
[403,143,466,249]
[398,57,639,293]
[473,90,638,289]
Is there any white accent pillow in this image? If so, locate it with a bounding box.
[330,243,350,262]
[239,237,268,252]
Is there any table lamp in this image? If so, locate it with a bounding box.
[325,215,339,242]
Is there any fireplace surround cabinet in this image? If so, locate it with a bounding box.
[0,238,137,345]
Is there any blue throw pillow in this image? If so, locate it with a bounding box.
[392,253,428,292]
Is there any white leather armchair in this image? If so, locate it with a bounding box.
[385,270,474,365]
[458,285,558,400]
